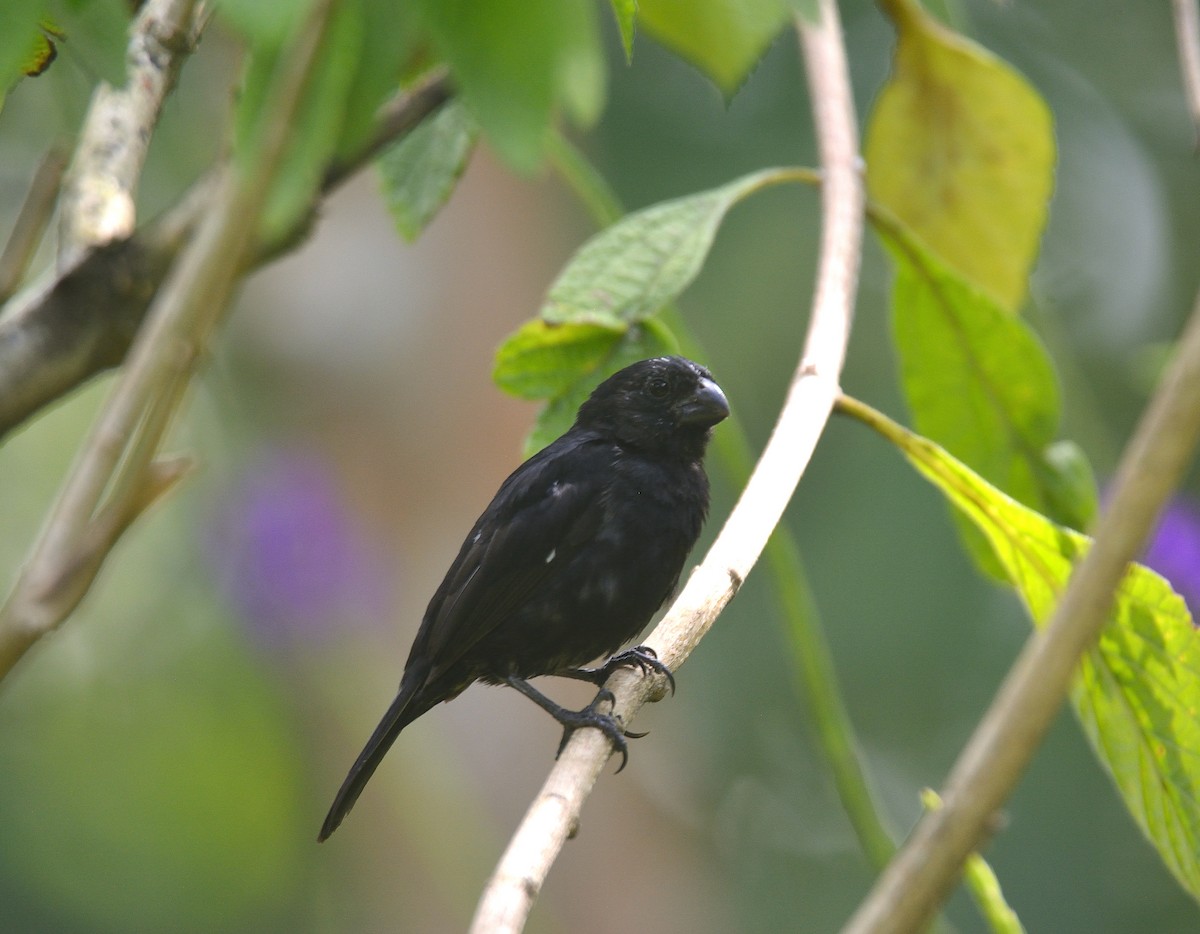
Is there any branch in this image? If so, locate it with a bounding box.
[0,147,67,303]
[0,0,340,680]
[0,70,452,444]
[842,278,1200,929]
[1173,0,1200,148]
[467,3,863,930]
[57,0,203,268]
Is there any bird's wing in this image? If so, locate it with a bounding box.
[408,433,611,682]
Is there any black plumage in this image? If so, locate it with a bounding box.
[318,355,729,841]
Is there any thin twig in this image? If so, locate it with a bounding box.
[0,0,339,680]
[1172,0,1200,148]
[468,3,863,930]
[842,286,1200,930]
[57,0,202,268]
[0,147,68,303]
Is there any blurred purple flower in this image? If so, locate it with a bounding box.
[1142,496,1200,620]
[204,448,393,646]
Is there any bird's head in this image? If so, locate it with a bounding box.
[575,356,729,458]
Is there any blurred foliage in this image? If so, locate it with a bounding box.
[0,0,1199,931]
[636,0,791,96]
[379,99,478,243]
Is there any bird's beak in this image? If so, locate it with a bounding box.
[678,377,730,427]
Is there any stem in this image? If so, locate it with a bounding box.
[543,133,623,227]
[0,147,67,303]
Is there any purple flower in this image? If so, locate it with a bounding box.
[1142,497,1200,621]
[204,447,393,647]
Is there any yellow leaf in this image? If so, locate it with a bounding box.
[866,0,1054,312]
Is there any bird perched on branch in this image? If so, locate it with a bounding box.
[319,355,729,841]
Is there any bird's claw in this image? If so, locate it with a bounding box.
[593,645,677,695]
[618,645,677,695]
[553,688,633,771]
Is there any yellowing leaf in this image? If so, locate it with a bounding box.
[866,0,1054,311]
[847,397,1200,904]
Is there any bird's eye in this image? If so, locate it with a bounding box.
[647,376,670,398]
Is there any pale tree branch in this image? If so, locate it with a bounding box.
[467,3,863,931]
[842,281,1200,931]
[57,0,204,268]
[0,0,340,680]
[1172,0,1200,148]
[0,147,67,303]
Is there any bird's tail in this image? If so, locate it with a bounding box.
[318,672,432,841]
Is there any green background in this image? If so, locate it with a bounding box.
[0,0,1195,930]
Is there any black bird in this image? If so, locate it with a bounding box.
[318,355,728,841]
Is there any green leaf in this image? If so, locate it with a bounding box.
[542,167,789,328]
[866,0,1055,312]
[876,212,1097,573]
[517,319,679,457]
[500,167,803,453]
[494,319,625,400]
[332,0,421,160]
[0,2,47,112]
[852,398,1200,905]
[216,0,313,47]
[416,0,604,172]
[609,0,637,62]
[1041,440,1099,532]
[378,98,477,242]
[234,0,362,244]
[556,0,606,129]
[637,0,789,96]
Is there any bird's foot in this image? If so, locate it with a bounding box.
[554,689,632,771]
[503,676,636,771]
[562,645,676,696]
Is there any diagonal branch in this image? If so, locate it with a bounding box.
[0,70,452,444]
[467,3,863,931]
[841,262,1200,931]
